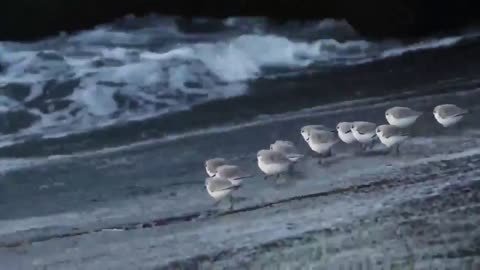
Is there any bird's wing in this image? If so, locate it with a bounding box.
[397,107,421,118]
[271,152,291,163]
[357,123,375,134]
[208,178,238,192]
[383,126,408,138]
[442,105,468,118]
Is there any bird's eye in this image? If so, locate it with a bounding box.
[376,129,380,133]
[336,126,340,129]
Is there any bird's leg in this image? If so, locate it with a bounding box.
[307,151,322,159]
[275,173,281,180]
[395,144,401,156]
[229,195,234,211]
[361,143,367,151]
[325,149,332,158]
[408,126,414,136]
[264,175,270,180]
[212,199,221,208]
[389,144,399,156]
[388,145,394,156]
[317,158,323,165]
[287,164,294,177]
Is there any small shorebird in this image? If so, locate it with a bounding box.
[385,106,422,128]
[257,149,292,180]
[351,121,377,150]
[305,129,338,157]
[376,124,409,155]
[205,158,227,177]
[336,122,356,144]
[433,104,470,127]
[270,140,304,162]
[205,177,240,210]
[213,164,253,186]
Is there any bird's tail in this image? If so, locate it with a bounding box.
[233,174,256,181]
[455,108,473,117]
[287,154,305,163]
[219,183,242,191]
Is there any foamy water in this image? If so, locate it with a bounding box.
[0,16,476,146]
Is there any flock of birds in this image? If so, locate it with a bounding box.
[203,103,471,210]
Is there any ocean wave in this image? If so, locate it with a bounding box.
[0,15,475,146]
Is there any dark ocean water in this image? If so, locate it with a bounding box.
[0,16,480,269]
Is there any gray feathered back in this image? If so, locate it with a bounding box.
[387,107,421,118]
[353,121,376,134]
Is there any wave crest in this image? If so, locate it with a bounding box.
[0,15,474,145]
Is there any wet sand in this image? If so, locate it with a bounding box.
[1,80,480,269]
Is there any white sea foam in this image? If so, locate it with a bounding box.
[0,16,476,146]
[381,36,465,58]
